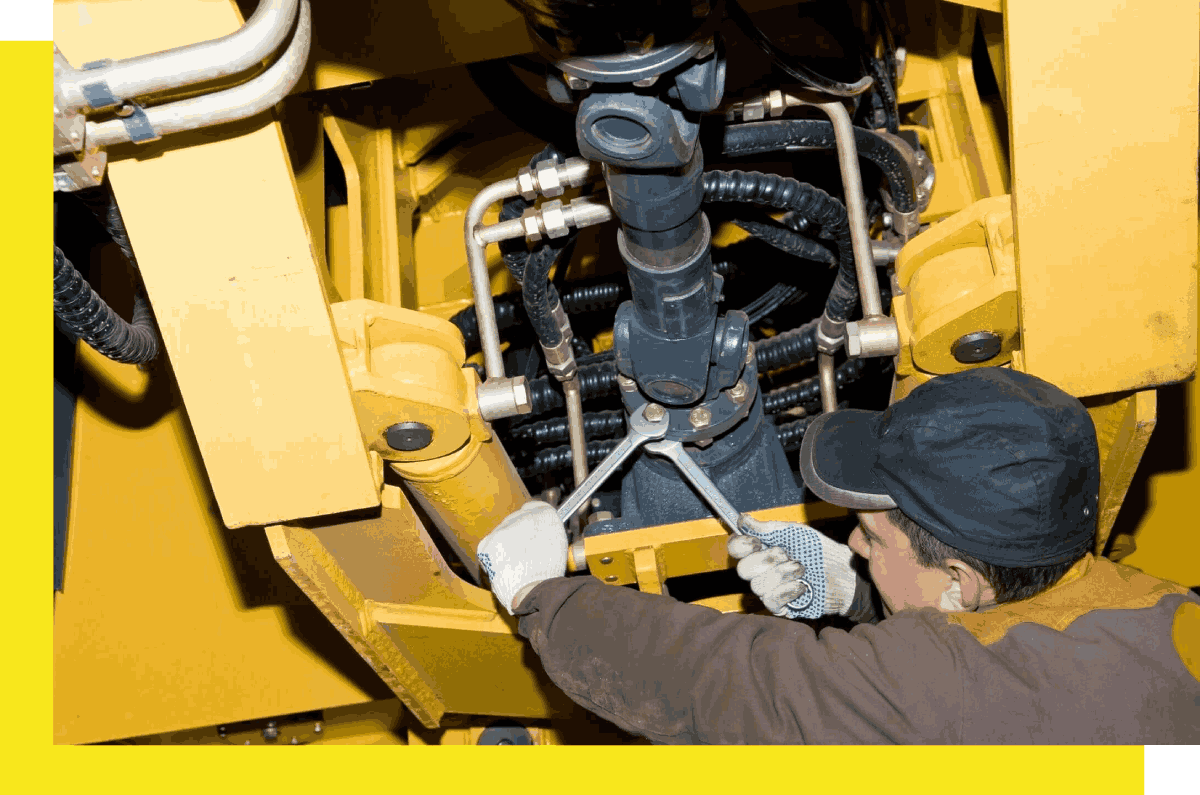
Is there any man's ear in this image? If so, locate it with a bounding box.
[944,560,997,610]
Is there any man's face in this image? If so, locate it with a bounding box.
[847,510,955,616]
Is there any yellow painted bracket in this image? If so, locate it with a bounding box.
[331,299,490,464]
[894,196,1018,378]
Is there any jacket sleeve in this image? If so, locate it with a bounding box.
[516,577,966,744]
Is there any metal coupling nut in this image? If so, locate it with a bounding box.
[541,304,577,380]
[540,200,569,238]
[477,377,533,421]
[845,317,901,359]
[516,167,539,201]
[534,159,564,198]
[815,314,845,355]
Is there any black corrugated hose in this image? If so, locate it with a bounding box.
[762,357,870,414]
[703,170,859,324]
[54,188,159,365]
[54,246,159,365]
[510,407,625,447]
[722,120,918,213]
[517,437,620,480]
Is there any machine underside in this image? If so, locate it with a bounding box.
[51,0,1198,744]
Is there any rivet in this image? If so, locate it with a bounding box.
[599,556,613,565]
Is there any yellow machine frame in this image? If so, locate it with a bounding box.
[52,0,1198,744]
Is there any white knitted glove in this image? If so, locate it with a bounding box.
[477,501,568,614]
[728,518,857,618]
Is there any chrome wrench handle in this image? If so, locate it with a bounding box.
[556,404,670,523]
[643,439,744,534]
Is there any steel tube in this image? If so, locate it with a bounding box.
[811,101,885,320]
[562,377,589,515]
[58,0,300,113]
[817,351,838,414]
[86,0,311,148]
[466,179,521,380]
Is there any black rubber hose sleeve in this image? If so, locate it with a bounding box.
[722,119,917,213]
[54,246,159,365]
[703,170,858,323]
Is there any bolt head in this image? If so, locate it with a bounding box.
[617,374,637,393]
[728,380,748,402]
[689,406,712,429]
[511,379,532,413]
[883,213,894,229]
[643,403,666,422]
[952,331,1002,364]
[604,575,618,582]
[564,73,592,91]
[314,722,323,734]
[599,556,614,565]
[90,166,101,177]
[385,422,433,452]
[745,342,755,365]
[632,75,659,88]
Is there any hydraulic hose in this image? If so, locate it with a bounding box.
[722,119,917,213]
[510,408,626,447]
[54,247,158,365]
[517,438,621,480]
[703,170,858,323]
[774,415,815,453]
[762,357,870,414]
[732,218,837,267]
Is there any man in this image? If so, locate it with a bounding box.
[478,368,1200,743]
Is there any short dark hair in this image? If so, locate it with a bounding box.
[886,508,1085,604]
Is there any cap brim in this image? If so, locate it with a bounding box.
[799,409,897,511]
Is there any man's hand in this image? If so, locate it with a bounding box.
[728,518,858,619]
[477,501,568,614]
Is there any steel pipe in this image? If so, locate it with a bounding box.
[58,0,300,114]
[817,351,838,414]
[465,178,522,380]
[562,377,589,514]
[86,0,311,148]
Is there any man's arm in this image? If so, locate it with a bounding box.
[516,577,963,744]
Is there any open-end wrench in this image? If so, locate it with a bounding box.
[643,439,745,534]
[556,404,670,524]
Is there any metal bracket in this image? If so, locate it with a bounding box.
[78,59,120,111]
[118,103,162,144]
[54,148,108,193]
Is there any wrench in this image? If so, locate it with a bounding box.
[643,439,745,534]
[556,404,670,523]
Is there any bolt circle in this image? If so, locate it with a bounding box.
[385,422,433,452]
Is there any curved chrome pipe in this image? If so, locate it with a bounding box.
[86,0,311,148]
[59,0,300,114]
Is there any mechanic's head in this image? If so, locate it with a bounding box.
[799,367,1099,615]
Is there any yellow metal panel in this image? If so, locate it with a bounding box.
[1006,0,1198,397]
[1088,391,1157,554]
[54,0,379,528]
[54,344,385,745]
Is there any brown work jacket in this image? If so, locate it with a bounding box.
[515,554,1200,743]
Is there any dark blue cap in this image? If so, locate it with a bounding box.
[799,368,1099,567]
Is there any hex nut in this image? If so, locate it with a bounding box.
[745,342,755,365]
[617,374,637,393]
[521,208,543,242]
[564,73,592,91]
[644,403,666,422]
[632,75,659,88]
[540,200,569,239]
[512,379,532,414]
[516,167,538,201]
[767,90,786,118]
[689,406,712,429]
[534,160,564,197]
[728,380,748,403]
